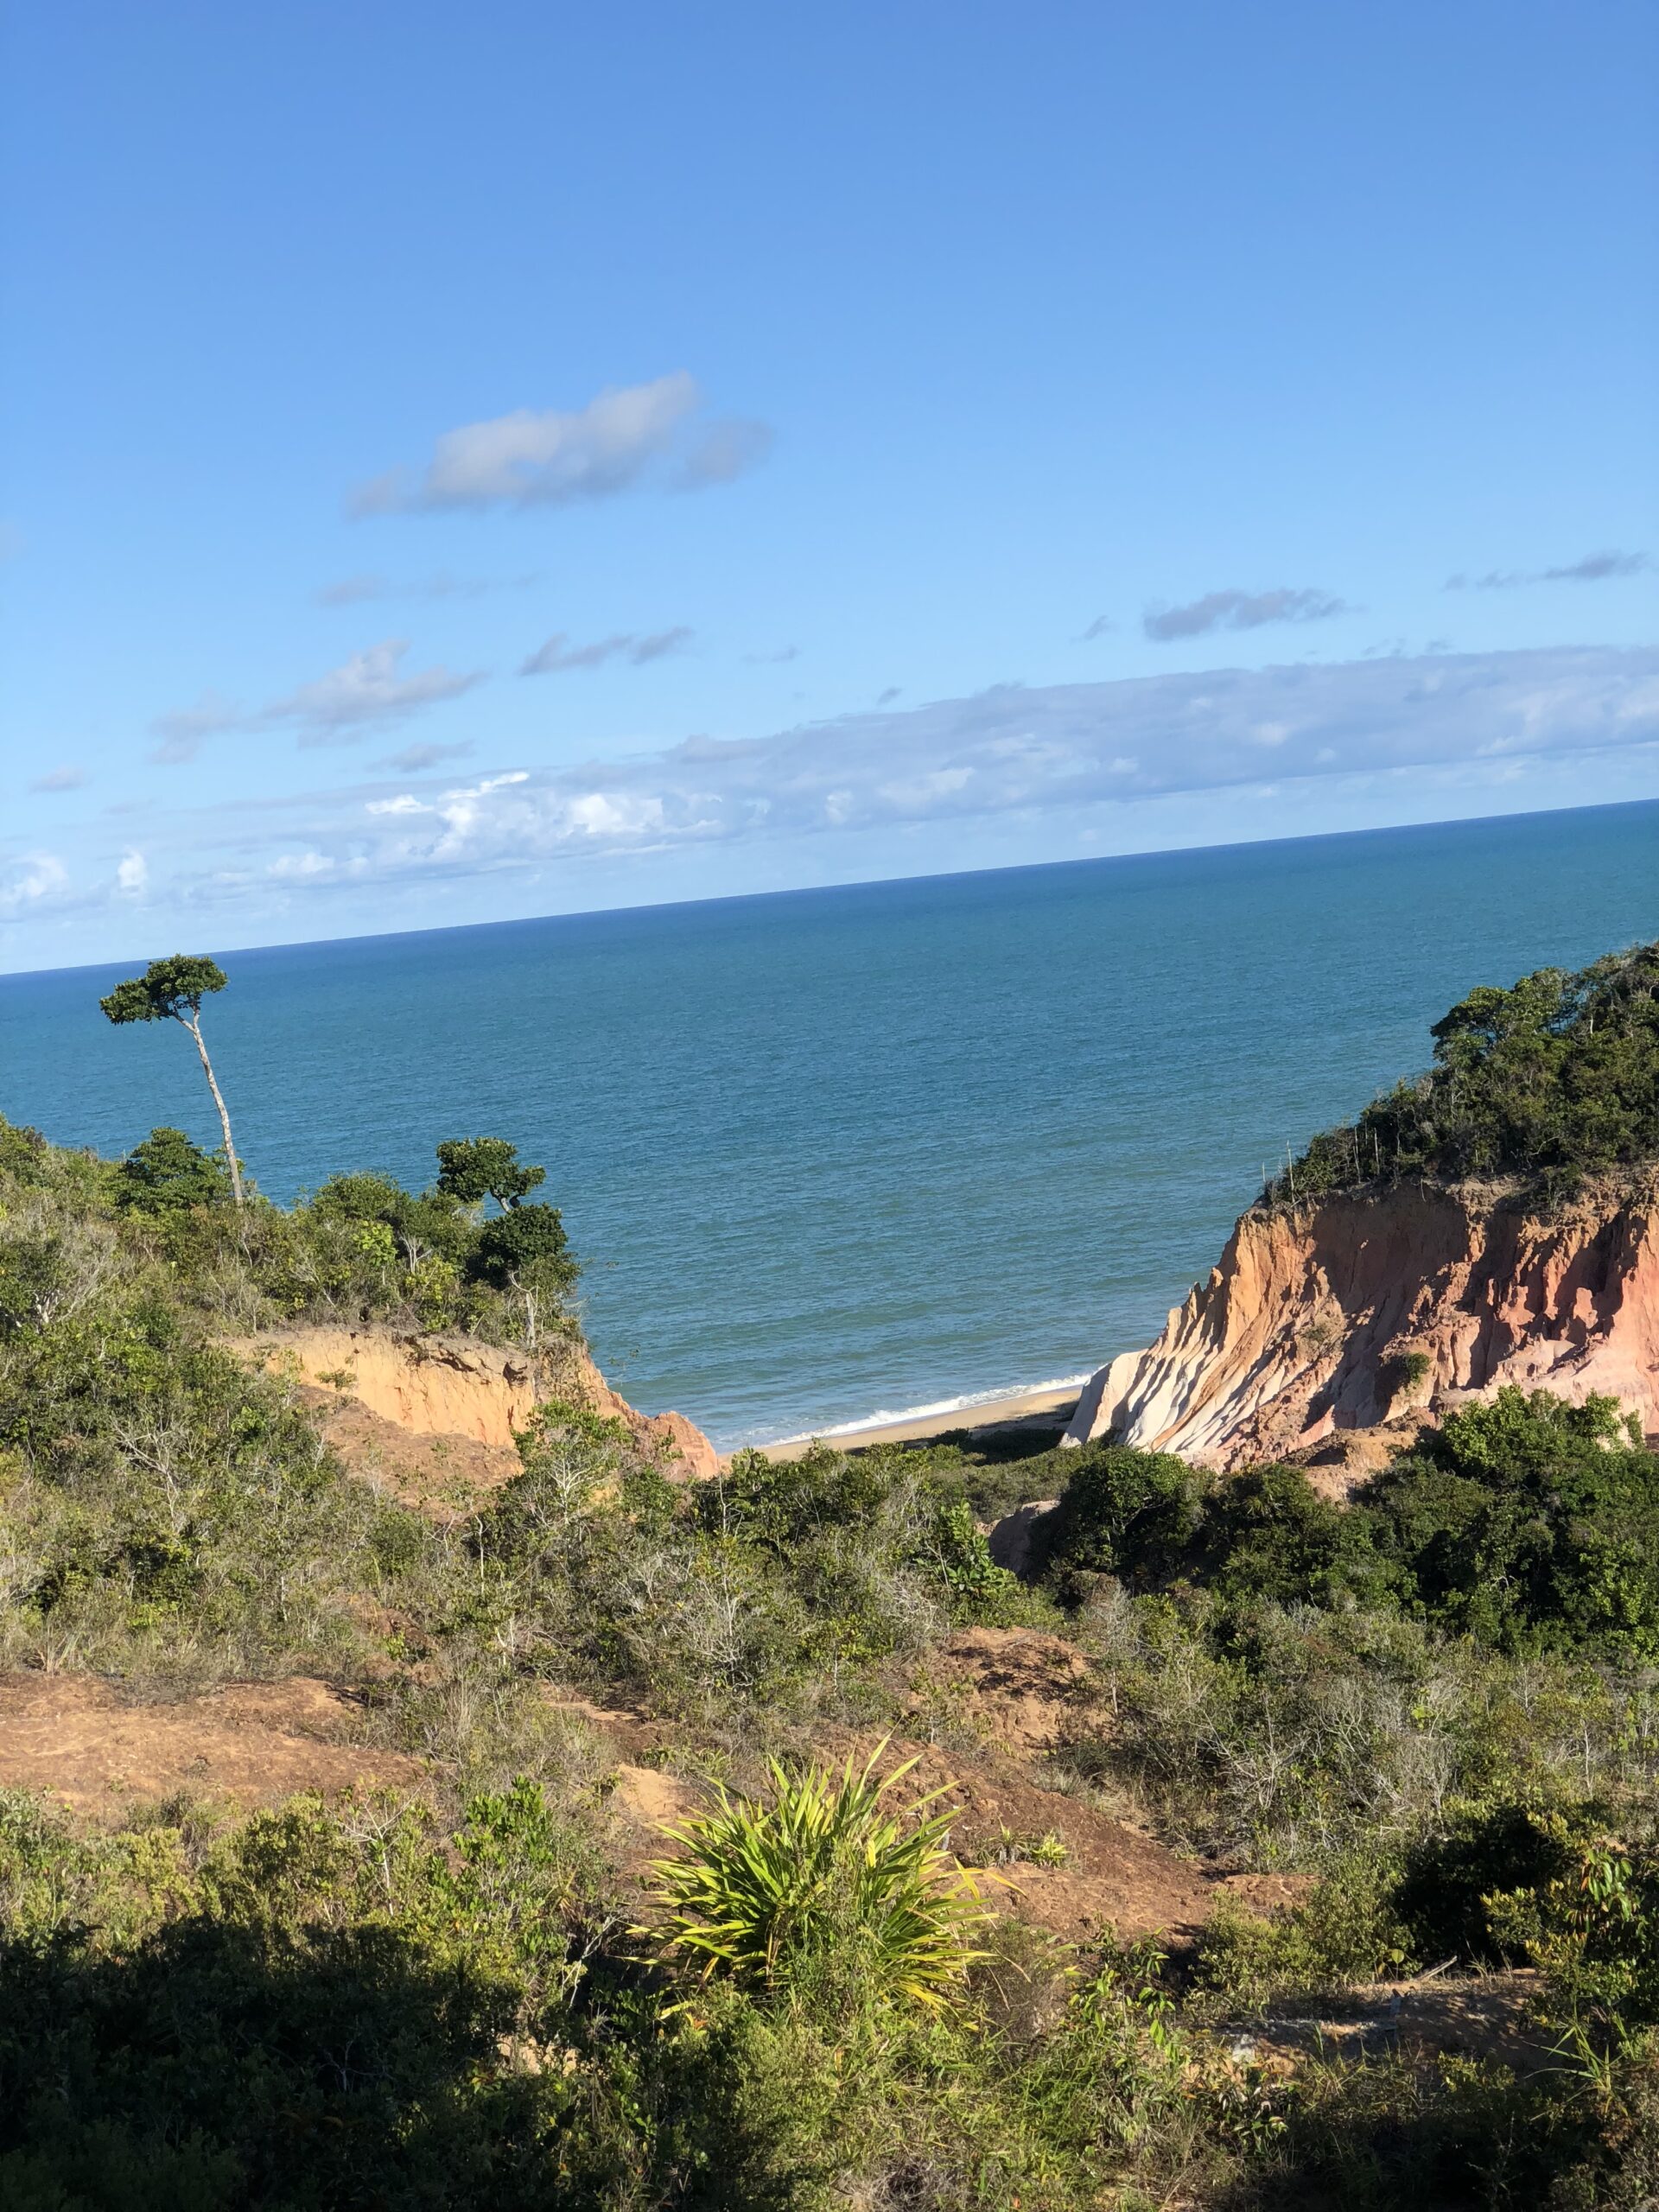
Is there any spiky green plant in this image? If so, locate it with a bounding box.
[649,1744,988,2010]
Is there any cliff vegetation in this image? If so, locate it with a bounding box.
[7,1050,1659,2199]
[1271,940,1659,1204]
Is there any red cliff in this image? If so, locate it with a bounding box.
[1063,1177,1659,1469]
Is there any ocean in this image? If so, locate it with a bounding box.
[3,801,1656,1448]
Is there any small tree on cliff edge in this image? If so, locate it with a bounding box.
[99,955,245,1205]
[435,1136,545,1211]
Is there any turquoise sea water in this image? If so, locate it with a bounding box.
[3,801,1657,1447]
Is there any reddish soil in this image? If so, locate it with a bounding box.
[911,1626,1099,1756]
[814,1726,1215,1945]
[0,1674,428,1815]
[298,1382,520,1516]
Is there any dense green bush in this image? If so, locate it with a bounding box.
[1272,940,1659,1202]
[100,1123,582,1345]
[111,1126,232,1213]
[14,1009,1659,2208]
[1043,1389,1659,1657]
[1363,1389,1659,1653]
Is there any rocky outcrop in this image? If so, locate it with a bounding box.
[1064,1177,1659,1470]
[987,1499,1060,1577]
[238,1324,720,1480]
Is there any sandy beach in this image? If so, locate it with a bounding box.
[740,1384,1081,1464]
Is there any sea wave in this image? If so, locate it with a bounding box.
[758,1372,1093,1449]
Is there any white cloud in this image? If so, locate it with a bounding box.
[0,853,69,911]
[166,643,1648,892]
[315,571,538,607]
[1143,587,1351,641]
[115,849,148,897]
[371,740,474,772]
[28,766,86,793]
[520,626,692,676]
[349,374,769,515]
[153,645,483,762]
[677,416,773,488]
[46,646,1659,938]
[149,690,245,764]
[266,639,483,743]
[315,574,387,606]
[1446,549,1649,590]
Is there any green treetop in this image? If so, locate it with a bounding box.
[435,1135,546,1211]
[99,955,244,1204]
[1271,940,1659,1205]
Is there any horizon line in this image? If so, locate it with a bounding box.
[3,788,1656,986]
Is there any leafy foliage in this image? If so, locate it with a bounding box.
[649,1747,987,2009]
[1043,1389,1659,1656]
[1272,941,1659,1201]
[113,1126,232,1214]
[435,1135,548,1210]
[97,953,228,1027]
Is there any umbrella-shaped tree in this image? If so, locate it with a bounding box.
[99,955,245,1204]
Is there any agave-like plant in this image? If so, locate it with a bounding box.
[649,1744,988,2010]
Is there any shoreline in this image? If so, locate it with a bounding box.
[733,1382,1084,1465]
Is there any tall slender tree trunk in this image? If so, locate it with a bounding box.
[181,1011,244,1204]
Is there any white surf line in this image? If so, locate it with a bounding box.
[757,1371,1094,1450]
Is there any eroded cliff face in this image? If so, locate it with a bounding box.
[237,1324,720,1481]
[1064,1178,1659,1470]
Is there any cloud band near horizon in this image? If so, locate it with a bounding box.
[10,645,1658,936]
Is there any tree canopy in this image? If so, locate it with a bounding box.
[98,954,229,1027]
[99,955,244,1204]
[1272,941,1659,1203]
[435,1136,546,1211]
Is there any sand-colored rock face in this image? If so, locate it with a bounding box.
[240,1325,719,1480]
[1065,1178,1659,1470]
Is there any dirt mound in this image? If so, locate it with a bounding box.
[821,1729,1217,1944]
[1288,1413,1435,1500]
[913,1628,1096,1757]
[298,1383,520,1515]
[986,1500,1059,1576]
[0,1674,428,1815]
[1222,1969,1552,2075]
[238,1324,720,1484]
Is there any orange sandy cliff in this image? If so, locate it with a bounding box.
[236,1322,720,1483]
[1064,1175,1659,1469]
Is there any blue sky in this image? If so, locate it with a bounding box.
[3,0,1655,970]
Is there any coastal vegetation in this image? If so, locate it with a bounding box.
[99,954,245,1205]
[1270,940,1659,1204]
[6,915,1659,2204]
[1034,1389,1659,1656]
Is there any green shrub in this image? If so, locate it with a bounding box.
[1044,1390,1659,1662]
[1036,1443,1205,1591]
[649,1748,988,2012]
[1361,1389,1659,1654]
[112,1127,232,1214]
[1272,941,1659,1202]
[1195,1860,1414,2005]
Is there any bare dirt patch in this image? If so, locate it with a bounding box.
[1221,1969,1554,2075]
[819,1728,1222,1945]
[298,1382,519,1516]
[911,1627,1097,1757]
[0,1674,429,1815]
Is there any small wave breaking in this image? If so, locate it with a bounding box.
[756,1372,1092,1451]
